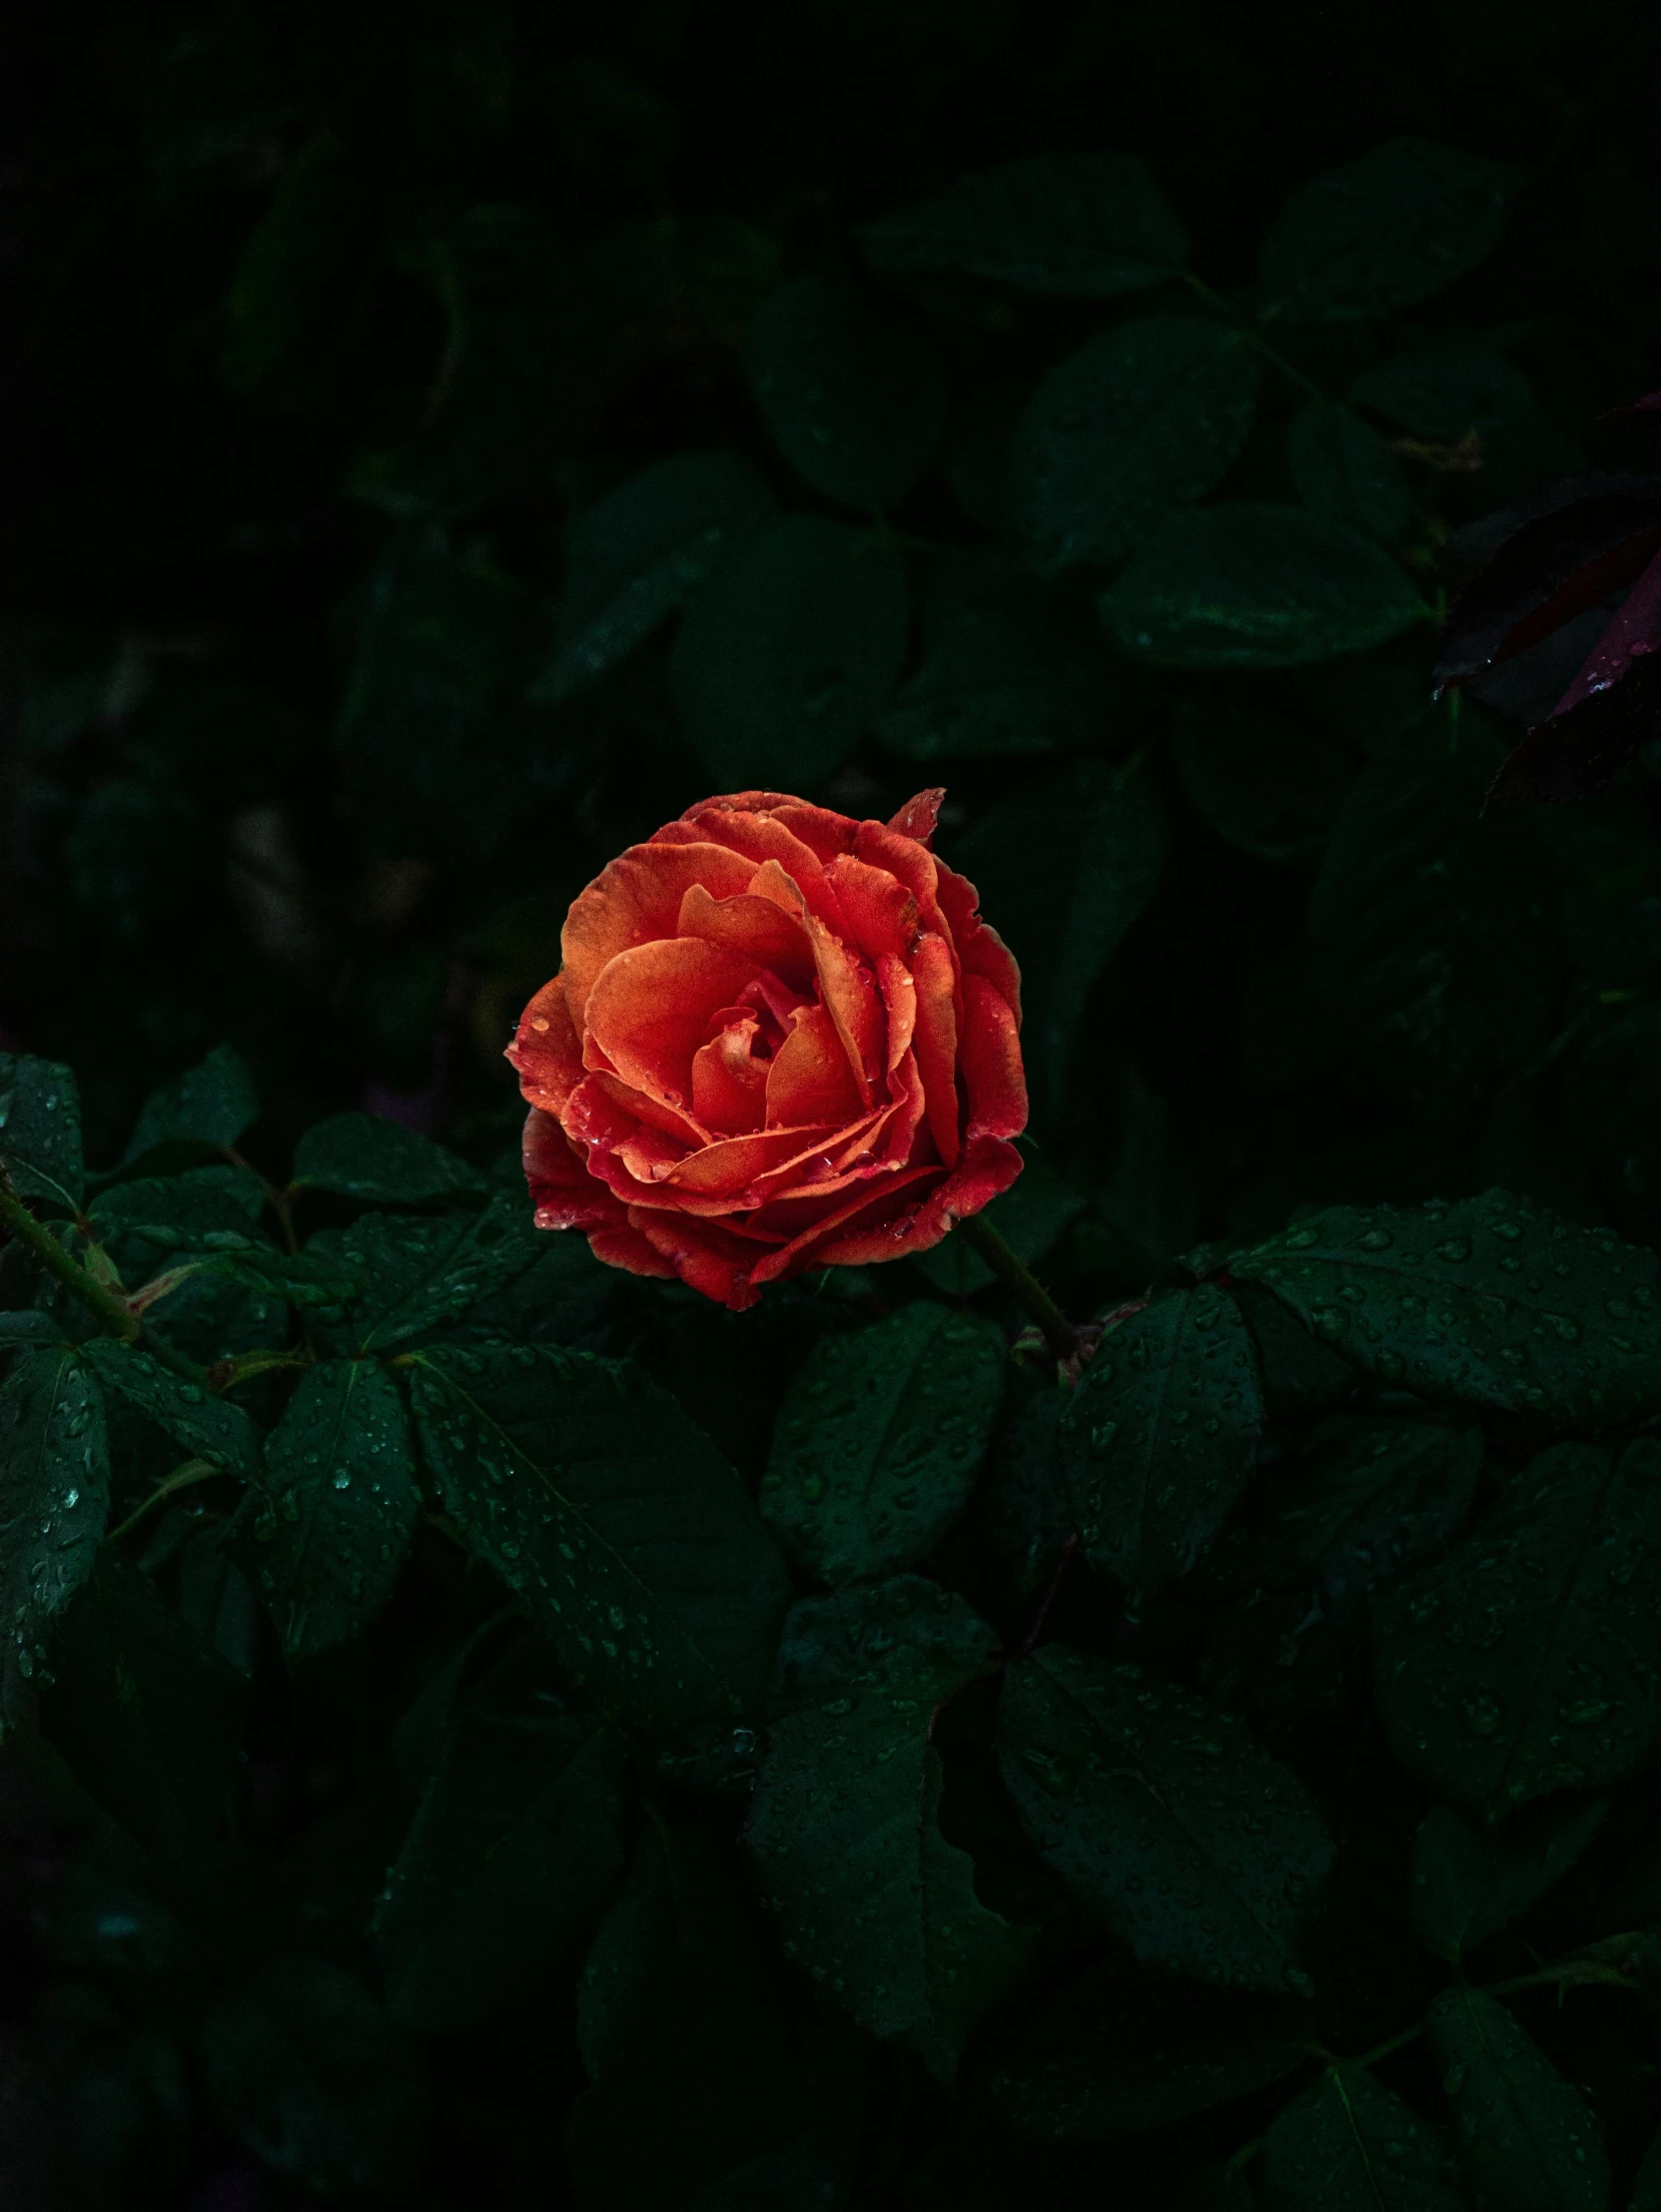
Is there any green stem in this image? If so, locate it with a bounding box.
[959,1215,1082,1366]
[1183,272,1325,399]
[0,1187,140,1342]
[105,1458,217,1545]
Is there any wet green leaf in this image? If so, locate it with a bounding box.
[747,276,946,511]
[761,1302,1006,1587]
[748,1579,1028,2079]
[1410,1799,1607,1964]
[1059,1285,1263,1595]
[670,511,909,789]
[999,1647,1331,1989]
[1102,502,1425,668]
[1259,139,1520,322]
[1425,1986,1610,2212]
[121,1045,259,1165]
[291,1111,486,1202]
[858,152,1189,297]
[236,1359,420,1661]
[1260,2062,1463,2210]
[1012,319,1259,567]
[0,1348,110,1727]
[408,1340,789,1729]
[311,1184,544,1352]
[1374,1438,1661,1817]
[82,1339,261,1478]
[1286,400,1410,540]
[1235,1189,1661,1424]
[0,1054,83,1206]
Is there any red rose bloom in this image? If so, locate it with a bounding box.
[505,788,1027,1311]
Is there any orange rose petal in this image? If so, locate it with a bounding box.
[960,972,1029,1140]
[626,1207,768,1311]
[663,807,829,891]
[888,788,945,846]
[560,841,755,1025]
[811,1133,1023,1267]
[911,931,962,1168]
[823,854,919,962]
[586,1220,679,1280]
[575,1068,705,1146]
[878,954,917,1073]
[505,976,585,1114]
[676,882,814,983]
[583,938,761,1107]
[690,1015,769,1134]
[661,1121,849,1197]
[747,1163,945,1284]
[522,1106,625,1231]
[934,861,1023,1027]
[764,1004,865,1128]
[747,862,882,1106]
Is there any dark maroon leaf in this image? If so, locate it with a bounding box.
[1486,645,1661,804]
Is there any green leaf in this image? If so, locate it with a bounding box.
[534,451,775,701]
[236,1360,420,1661]
[312,1184,545,1352]
[1012,319,1260,567]
[1101,502,1425,668]
[82,1340,261,1479]
[1308,715,1564,1105]
[873,549,1134,761]
[913,1139,1085,1294]
[1374,1438,1661,1818]
[1634,2124,1661,2212]
[1260,2062,1464,2210]
[1258,138,1521,323]
[373,1697,627,2030]
[989,1956,1305,2143]
[1234,1190,1661,1425]
[669,512,909,790]
[1350,346,1533,439]
[1058,1285,1263,1595]
[746,276,946,511]
[857,152,1189,298]
[998,1647,1330,1989]
[1229,1416,1483,1605]
[760,1302,1006,1587]
[122,1045,259,1165]
[0,1054,83,1205]
[44,1556,247,1870]
[950,758,1165,1121]
[203,1957,426,2202]
[747,1579,1028,2079]
[568,1817,809,2210]
[1286,400,1410,540]
[1410,1799,1607,1964]
[407,1341,789,1729]
[290,1111,486,1203]
[1425,1986,1610,2212]
[0,1348,110,1726]
[1173,695,1357,864]
[88,1163,267,1252]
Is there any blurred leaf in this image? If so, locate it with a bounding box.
[874,549,1133,761]
[535,452,775,701]
[1286,401,1410,540]
[1424,1987,1609,2212]
[374,1697,626,2031]
[0,1055,83,1206]
[990,1956,1304,2143]
[1260,2062,1463,2209]
[408,1340,790,1729]
[1012,320,1260,567]
[1350,347,1533,438]
[999,1647,1331,1989]
[0,1348,109,1726]
[1059,1286,1263,1595]
[45,1557,246,1871]
[747,276,947,511]
[203,1957,425,2201]
[291,1111,486,1203]
[858,152,1189,297]
[1374,1438,1661,1818]
[670,512,910,789]
[1102,502,1425,668]
[748,1579,1028,2079]
[1309,715,1565,1104]
[951,758,1166,1121]
[1174,695,1356,864]
[1410,1799,1607,1964]
[121,1046,259,1165]
[1235,1190,1661,1424]
[222,135,377,410]
[1258,139,1521,323]
[236,1360,420,1662]
[761,1302,1006,1586]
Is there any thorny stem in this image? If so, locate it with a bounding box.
[959,1214,1083,1367]
[0,1183,208,1384]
